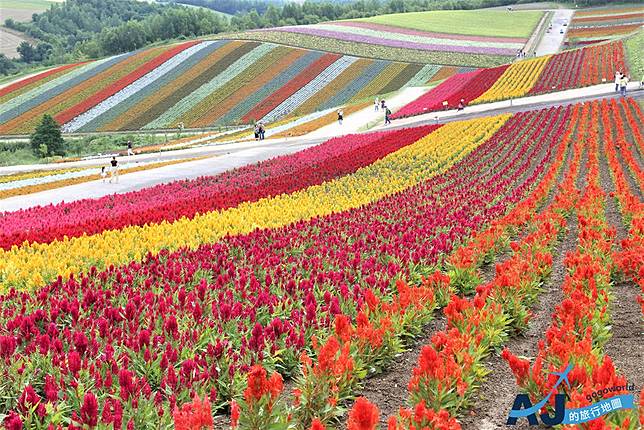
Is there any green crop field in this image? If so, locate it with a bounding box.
[0,0,58,10]
[355,9,543,39]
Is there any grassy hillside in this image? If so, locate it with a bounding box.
[355,9,543,38]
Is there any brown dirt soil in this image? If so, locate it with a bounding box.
[458,214,578,430]
[341,314,447,429]
[597,137,644,392]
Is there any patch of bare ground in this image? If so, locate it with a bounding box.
[339,314,447,430]
[458,213,577,430]
[598,138,644,392]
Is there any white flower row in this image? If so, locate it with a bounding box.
[261,56,358,123]
[143,43,278,130]
[311,23,525,49]
[63,42,217,132]
[0,57,116,117]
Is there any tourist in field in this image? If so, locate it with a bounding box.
[254,124,260,140]
[384,106,392,125]
[100,166,107,183]
[619,74,629,96]
[109,157,119,184]
[457,100,465,111]
[127,140,134,156]
[259,123,266,140]
[374,97,379,111]
[615,71,622,92]
[337,109,344,125]
[381,99,386,110]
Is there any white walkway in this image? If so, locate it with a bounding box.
[378,82,641,130]
[304,86,429,138]
[536,9,574,56]
[0,138,324,212]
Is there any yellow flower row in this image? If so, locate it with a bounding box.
[474,56,551,104]
[0,114,509,291]
[0,167,85,184]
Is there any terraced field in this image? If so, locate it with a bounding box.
[0,40,448,134]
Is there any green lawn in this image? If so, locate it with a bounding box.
[355,9,544,39]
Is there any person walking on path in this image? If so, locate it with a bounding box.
[127,140,134,156]
[381,99,386,110]
[374,97,379,111]
[619,74,629,96]
[337,109,344,125]
[100,166,107,183]
[108,157,119,184]
[384,106,392,125]
[615,71,622,92]
[254,124,260,141]
[259,122,266,140]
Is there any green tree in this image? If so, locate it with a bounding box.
[0,54,16,75]
[30,115,65,157]
[17,41,36,63]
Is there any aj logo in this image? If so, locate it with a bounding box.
[506,363,573,426]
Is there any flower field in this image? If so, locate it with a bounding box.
[1,91,642,429]
[0,40,447,135]
[392,39,629,118]
[566,5,644,48]
[225,10,543,68]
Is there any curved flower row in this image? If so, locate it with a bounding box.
[0,125,431,248]
[348,61,409,103]
[392,65,507,118]
[271,23,519,55]
[0,105,561,428]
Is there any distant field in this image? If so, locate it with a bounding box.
[355,10,544,38]
[566,4,643,48]
[1,0,58,22]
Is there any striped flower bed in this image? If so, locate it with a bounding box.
[269,22,522,56]
[0,39,453,134]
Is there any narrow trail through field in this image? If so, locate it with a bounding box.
[342,315,447,430]
[459,213,578,430]
[597,124,644,391]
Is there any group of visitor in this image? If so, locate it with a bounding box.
[614,71,630,96]
[254,123,266,140]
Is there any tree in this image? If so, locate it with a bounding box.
[0,54,16,75]
[30,115,65,157]
[17,41,36,63]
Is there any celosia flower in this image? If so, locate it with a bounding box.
[347,397,379,430]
